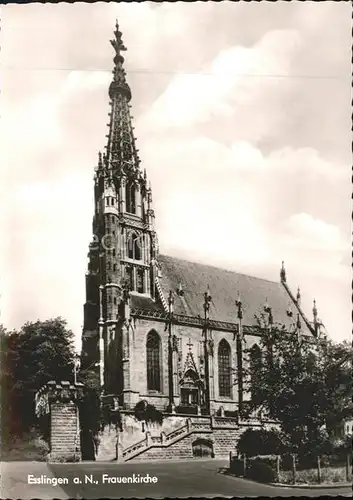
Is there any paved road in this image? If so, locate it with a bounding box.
[0,461,67,499]
[49,459,352,498]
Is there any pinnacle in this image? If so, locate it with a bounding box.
[103,22,142,180]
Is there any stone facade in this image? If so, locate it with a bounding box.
[101,316,262,414]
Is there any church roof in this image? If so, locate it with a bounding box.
[157,254,305,331]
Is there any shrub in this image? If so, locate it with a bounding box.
[280,466,346,485]
[278,470,294,484]
[237,428,284,457]
[256,455,278,470]
[246,458,277,483]
[298,453,332,470]
[280,453,294,471]
[322,466,346,483]
[295,469,319,484]
[34,435,50,460]
[133,400,163,425]
[230,457,245,476]
[0,428,50,462]
[50,453,80,463]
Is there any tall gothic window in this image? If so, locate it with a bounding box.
[126,183,136,214]
[134,236,141,260]
[127,232,141,260]
[146,331,161,391]
[250,344,262,399]
[218,339,231,398]
[137,268,144,293]
[126,266,134,291]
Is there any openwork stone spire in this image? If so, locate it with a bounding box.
[109,20,131,102]
[104,20,142,181]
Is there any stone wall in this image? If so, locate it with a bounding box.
[95,425,118,462]
[50,402,79,461]
[213,428,243,457]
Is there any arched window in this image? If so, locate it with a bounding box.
[137,268,144,293]
[127,232,141,260]
[126,266,134,291]
[146,331,161,391]
[250,344,262,399]
[126,183,136,214]
[218,339,231,398]
[134,236,141,260]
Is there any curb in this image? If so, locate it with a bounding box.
[223,470,352,490]
[270,481,352,490]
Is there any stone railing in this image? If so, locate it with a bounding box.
[191,422,212,432]
[122,418,214,461]
[122,436,148,460]
[212,416,239,429]
[165,423,189,443]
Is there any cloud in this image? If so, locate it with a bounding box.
[285,213,347,252]
[63,71,111,94]
[138,29,302,133]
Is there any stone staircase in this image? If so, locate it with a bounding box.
[122,418,212,462]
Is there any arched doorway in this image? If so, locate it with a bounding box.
[192,438,214,458]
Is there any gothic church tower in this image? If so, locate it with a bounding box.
[82,22,159,389]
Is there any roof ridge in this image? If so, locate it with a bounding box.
[158,253,280,286]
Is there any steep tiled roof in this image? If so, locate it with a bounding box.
[130,294,162,312]
[157,254,300,329]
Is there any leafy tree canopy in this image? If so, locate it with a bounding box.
[1,318,75,438]
[243,315,352,454]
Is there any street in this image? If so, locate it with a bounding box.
[49,459,352,498]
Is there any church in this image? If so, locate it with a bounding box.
[81,22,320,458]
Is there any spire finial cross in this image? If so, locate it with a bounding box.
[110,20,127,54]
[186,338,193,351]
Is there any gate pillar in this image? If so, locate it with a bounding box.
[35,380,85,462]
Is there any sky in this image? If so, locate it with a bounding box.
[0,2,351,348]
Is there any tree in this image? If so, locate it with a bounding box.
[0,318,75,440]
[244,315,353,455]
